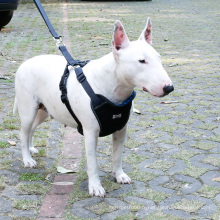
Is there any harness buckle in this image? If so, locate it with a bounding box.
[54,37,65,47]
[75,67,86,83]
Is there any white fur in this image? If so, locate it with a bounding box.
[14,18,173,197]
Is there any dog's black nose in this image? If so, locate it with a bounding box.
[163,85,174,95]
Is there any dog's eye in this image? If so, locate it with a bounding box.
[139,59,147,64]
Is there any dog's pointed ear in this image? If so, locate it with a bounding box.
[139,17,152,45]
[112,20,130,50]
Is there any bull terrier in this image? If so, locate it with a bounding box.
[14,18,174,197]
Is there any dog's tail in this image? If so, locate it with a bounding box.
[13,97,18,116]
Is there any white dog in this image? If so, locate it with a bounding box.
[14,18,173,197]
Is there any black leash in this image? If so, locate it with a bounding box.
[33,0,89,67]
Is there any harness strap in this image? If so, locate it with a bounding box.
[75,67,101,107]
[59,65,83,134]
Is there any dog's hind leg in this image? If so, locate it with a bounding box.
[29,108,49,154]
[112,125,131,184]
[18,97,38,168]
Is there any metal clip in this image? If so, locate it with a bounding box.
[53,37,65,47]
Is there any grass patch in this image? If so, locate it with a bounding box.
[19,173,45,182]
[156,124,179,133]
[203,156,220,167]
[151,115,171,122]
[13,199,40,210]
[139,130,160,140]
[180,164,208,178]
[192,142,216,150]
[176,119,194,125]
[164,136,187,145]
[102,179,121,192]
[0,141,8,148]
[136,120,155,128]
[33,138,48,147]
[0,160,11,169]
[128,166,156,182]
[209,135,220,142]
[115,213,138,220]
[144,210,181,220]
[147,160,175,172]
[198,123,218,131]
[171,149,197,161]
[139,188,167,203]
[0,176,6,191]
[86,201,118,215]
[18,183,49,195]
[128,201,144,212]
[184,130,204,138]
[197,185,220,198]
[123,154,147,165]
[171,198,205,212]
[190,114,208,120]
[124,139,144,149]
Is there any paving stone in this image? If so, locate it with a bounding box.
[124,196,156,217]
[0,216,11,220]
[0,170,20,185]
[0,197,12,213]
[190,154,219,170]
[138,159,164,175]
[100,209,130,220]
[148,176,175,194]
[133,181,147,194]
[107,183,133,197]
[167,158,187,174]
[38,194,70,218]
[185,195,218,217]
[214,194,220,203]
[174,175,202,194]
[13,210,36,217]
[159,196,191,218]
[200,171,220,187]
[72,197,103,218]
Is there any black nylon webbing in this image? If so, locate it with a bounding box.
[33,0,60,39]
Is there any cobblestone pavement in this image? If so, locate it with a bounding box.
[0,0,220,219]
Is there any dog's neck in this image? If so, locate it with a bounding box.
[85,52,135,104]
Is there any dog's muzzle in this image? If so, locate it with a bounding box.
[163,85,174,95]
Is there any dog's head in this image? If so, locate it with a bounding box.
[112,18,174,97]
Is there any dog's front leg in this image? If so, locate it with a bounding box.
[112,125,131,184]
[84,130,106,197]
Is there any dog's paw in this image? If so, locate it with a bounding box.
[115,172,131,184]
[89,182,106,197]
[23,157,37,168]
[29,147,38,154]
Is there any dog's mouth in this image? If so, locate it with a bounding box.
[143,87,149,93]
[143,87,165,97]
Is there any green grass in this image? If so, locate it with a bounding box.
[86,201,118,215]
[139,188,168,203]
[171,198,205,213]
[18,183,49,195]
[0,141,8,148]
[19,173,45,182]
[13,199,40,210]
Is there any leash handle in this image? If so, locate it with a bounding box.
[33,0,60,39]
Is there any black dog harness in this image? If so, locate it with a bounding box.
[34,0,136,136]
[60,64,136,137]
